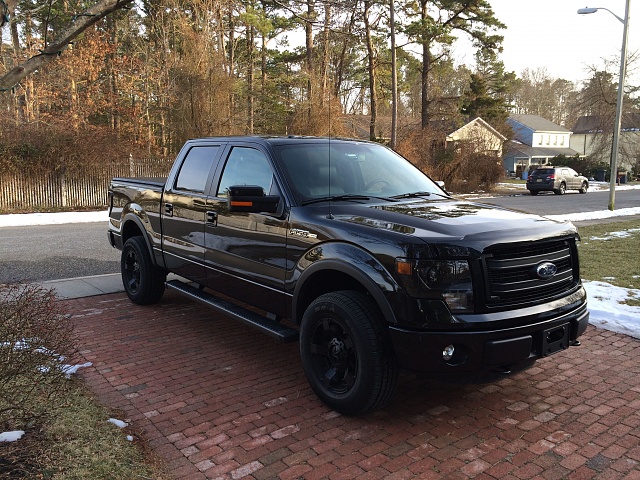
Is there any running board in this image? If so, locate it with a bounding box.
[166,280,298,343]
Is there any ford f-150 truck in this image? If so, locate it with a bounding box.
[108,136,589,415]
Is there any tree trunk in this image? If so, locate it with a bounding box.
[364,0,377,141]
[390,0,398,148]
[228,7,236,132]
[246,24,254,134]
[420,0,430,129]
[320,2,331,106]
[305,0,314,108]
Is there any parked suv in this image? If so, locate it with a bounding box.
[526,166,588,195]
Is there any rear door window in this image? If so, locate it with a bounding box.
[175,146,220,192]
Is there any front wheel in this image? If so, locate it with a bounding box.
[554,182,566,195]
[300,291,398,415]
[579,182,588,194]
[121,236,166,305]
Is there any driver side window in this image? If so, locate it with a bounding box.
[217,147,274,198]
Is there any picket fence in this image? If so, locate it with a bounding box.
[0,157,173,212]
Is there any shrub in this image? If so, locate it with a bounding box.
[0,284,77,432]
[396,128,504,194]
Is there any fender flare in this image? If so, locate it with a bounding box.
[119,206,160,267]
[291,242,399,325]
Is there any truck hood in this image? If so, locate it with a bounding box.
[331,198,576,246]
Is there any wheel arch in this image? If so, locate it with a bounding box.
[119,210,160,267]
[292,245,398,326]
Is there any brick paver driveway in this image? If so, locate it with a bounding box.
[69,292,640,479]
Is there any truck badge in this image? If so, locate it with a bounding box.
[536,262,557,279]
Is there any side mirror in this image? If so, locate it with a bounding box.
[228,185,280,213]
[436,180,449,194]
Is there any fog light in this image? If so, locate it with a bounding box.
[443,344,455,361]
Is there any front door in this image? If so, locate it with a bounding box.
[204,145,289,317]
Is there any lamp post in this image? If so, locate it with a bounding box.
[578,1,631,211]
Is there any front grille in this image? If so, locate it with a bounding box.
[482,239,578,308]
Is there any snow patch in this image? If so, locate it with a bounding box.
[0,431,25,443]
[108,418,129,429]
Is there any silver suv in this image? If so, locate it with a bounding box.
[526,166,589,195]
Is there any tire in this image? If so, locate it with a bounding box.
[554,182,566,195]
[530,190,538,196]
[300,291,398,415]
[579,182,588,194]
[121,236,166,305]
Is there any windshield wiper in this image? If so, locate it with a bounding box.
[301,194,371,206]
[391,191,451,200]
[391,191,432,199]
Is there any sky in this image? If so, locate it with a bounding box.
[452,0,639,85]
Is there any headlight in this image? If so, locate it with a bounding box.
[396,259,474,313]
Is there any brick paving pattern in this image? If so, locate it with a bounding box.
[68,292,640,479]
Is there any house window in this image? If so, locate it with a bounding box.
[538,135,543,145]
[561,136,565,145]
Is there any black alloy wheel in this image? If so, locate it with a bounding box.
[121,236,166,305]
[300,291,398,415]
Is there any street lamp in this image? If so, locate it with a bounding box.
[578,1,631,211]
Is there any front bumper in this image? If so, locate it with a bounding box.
[388,300,589,375]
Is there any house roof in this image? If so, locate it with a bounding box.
[572,113,640,134]
[504,141,580,159]
[508,114,571,133]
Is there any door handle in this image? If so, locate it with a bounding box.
[165,203,173,216]
[206,211,217,226]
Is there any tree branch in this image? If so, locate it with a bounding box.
[0,0,134,92]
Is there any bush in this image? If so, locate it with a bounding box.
[0,120,151,174]
[396,128,505,194]
[0,284,77,432]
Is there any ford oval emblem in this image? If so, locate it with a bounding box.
[536,262,557,279]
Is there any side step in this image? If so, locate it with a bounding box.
[166,280,298,343]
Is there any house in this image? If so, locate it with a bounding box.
[570,114,640,175]
[445,117,506,157]
[503,114,582,177]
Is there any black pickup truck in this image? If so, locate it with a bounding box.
[108,136,589,415]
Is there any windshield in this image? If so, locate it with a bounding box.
[273,141,446,204]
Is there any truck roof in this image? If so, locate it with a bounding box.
[185,135,377,146]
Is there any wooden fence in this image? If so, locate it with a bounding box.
[0,157,173,212]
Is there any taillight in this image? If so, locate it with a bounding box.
[548,174,556,179]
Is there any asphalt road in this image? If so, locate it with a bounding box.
[0,222,120,283]
[477,185,640,216]
[1,188,638,283]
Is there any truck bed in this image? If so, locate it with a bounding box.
[111,177,167,188]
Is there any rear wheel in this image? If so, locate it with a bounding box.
[530,190,538,196]
[300,291,398,415]
[579,182,588,194]
[121,236,166,305]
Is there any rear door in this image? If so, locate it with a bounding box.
[203,144,289,316]
[161,142,224,284]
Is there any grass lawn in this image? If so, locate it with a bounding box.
[577,218,640,305]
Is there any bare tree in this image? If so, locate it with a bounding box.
[0,0,134,92]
